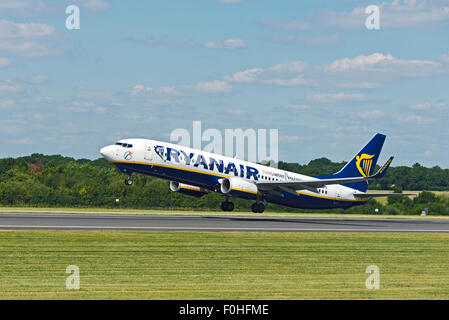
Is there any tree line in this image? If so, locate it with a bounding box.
[0,153,448,215]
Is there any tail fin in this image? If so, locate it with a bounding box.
[318,133,386,192]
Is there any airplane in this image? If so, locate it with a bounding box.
[100,133,413,213]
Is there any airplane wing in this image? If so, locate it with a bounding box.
[256,157,394,194]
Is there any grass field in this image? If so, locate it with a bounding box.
[1,230,449,299]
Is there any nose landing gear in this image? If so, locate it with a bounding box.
[124,176,133,186]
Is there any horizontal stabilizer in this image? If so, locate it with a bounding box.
[370,156,393,179]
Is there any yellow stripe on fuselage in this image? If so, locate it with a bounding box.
[111,160,229,178]
[233,188,257,195]
[296,191,369,202]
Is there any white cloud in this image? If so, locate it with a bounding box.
[326,53,395,71]
[0,20,54,39]
[263,75,306,86]
[0,20,57,58]
[132,85,179,96]
[224,68,264,83]
[224,61,307,87]
[195,80,231,93]
[132,81,232,97]
[325,53,439,74]
[0,0,48,16]
[320,53,445,88]
[306,92,365,103]
[205,38,246,49]
[269,61,308,73]
[0,39,58,58]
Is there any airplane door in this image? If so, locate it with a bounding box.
[144,143,153,161]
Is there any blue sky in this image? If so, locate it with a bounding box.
[1,0,449,167]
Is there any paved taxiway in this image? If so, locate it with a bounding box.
[0,213,449,232]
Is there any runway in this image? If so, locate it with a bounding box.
[0,213,449,233]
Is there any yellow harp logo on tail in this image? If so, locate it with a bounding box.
[356,154,375,178]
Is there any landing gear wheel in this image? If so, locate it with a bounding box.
[124,177,133,186]
[251,202,265,213]
[221,201,234,212]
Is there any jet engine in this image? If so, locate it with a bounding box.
[219,177,258,200]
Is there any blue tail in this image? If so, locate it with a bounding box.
[317,133,386,192]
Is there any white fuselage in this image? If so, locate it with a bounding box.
[100,138,367,209]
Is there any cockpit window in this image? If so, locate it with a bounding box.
[115,142,133,148]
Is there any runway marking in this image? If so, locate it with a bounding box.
[1,225,449,233]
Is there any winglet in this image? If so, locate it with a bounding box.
[370,156,393,179]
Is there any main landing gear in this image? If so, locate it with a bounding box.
[221,201,234,212]
[251,202,265,213]
[221,196,234,212]
[124,176,133,186]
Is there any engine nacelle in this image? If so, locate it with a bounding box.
[169,181,208,198]
[220,177,258,200]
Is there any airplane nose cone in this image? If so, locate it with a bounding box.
[100,145,114,161]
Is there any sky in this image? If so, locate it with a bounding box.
[1,0,449,167]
